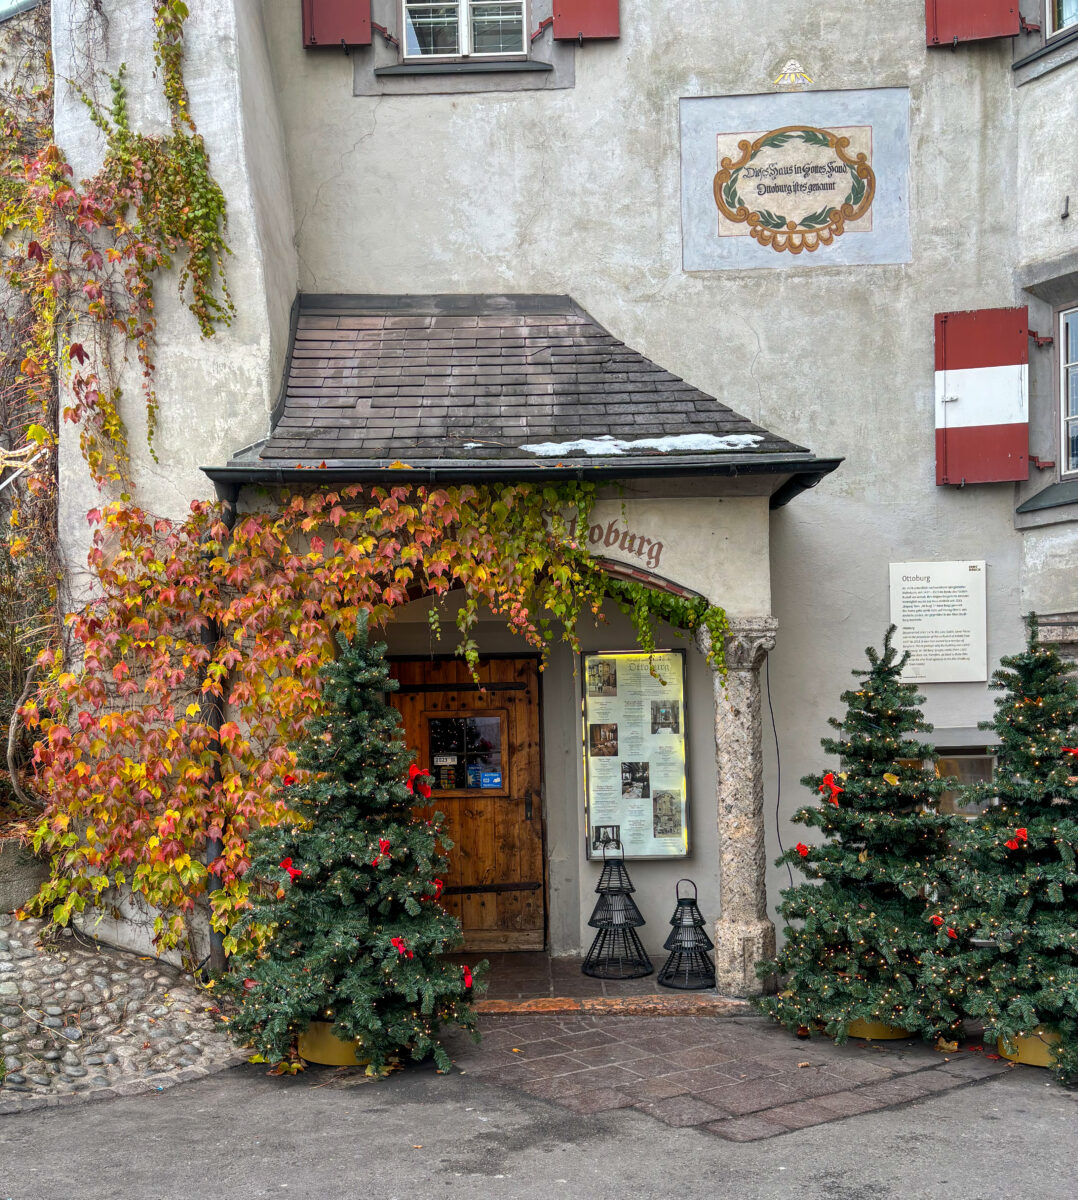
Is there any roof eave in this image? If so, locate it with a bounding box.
[201,453,843,507]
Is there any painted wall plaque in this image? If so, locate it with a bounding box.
[681,89,910,271]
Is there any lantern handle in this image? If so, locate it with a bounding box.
[602,841,624,863]
[675,878,698,901]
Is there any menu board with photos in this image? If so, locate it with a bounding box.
[583,651,689,859]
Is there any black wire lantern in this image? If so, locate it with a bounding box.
[582,845,653,979]
[657,878,715,991]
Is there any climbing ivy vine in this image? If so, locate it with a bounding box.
[3,3,730,961]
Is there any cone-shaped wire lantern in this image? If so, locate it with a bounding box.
[582,845,653,979]
[657,879,715,991]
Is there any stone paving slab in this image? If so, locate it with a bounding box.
[0,914,246,1116]
[443,1012,1016,1141]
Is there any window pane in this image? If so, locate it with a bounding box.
[937,755,994,816]
[1066,313,1078,365]
[1052,0,1078,33]
[1067,418,1078,473]
[405,4,460,55]
[1067,365,1078,417]
[470,1,524,53]
[427,714,504,789]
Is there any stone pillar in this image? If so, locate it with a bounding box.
[698,617,778,996]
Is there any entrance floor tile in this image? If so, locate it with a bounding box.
[444,1012,1014,1141]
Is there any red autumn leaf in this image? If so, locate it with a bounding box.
[282,774,297,786]
[69,342,89,365]
[243,978,258,991]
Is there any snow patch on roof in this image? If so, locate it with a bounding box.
[518,433,765,457]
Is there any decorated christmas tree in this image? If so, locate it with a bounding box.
[227,629,482,1072]
[923,618,1078,1080]
[758,627,959,1041]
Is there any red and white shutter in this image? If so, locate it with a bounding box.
[935,307,1029,486]
[553,0,620,40]
[925,0,1019,46]
[302,0,372,48]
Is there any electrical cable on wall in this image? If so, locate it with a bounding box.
[764,656,794,889]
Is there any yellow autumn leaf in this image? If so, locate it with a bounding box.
[858,850,869,863]
[388,460,414,469]
[185,703,200,717]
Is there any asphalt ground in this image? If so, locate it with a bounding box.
[1,1054,1075,1200]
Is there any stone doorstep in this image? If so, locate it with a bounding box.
[475,994,754,1017]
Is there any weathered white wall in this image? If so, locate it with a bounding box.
[53,0,297,587]
[261,0,1033,932]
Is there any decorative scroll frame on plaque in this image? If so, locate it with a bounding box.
[713,125,876,255]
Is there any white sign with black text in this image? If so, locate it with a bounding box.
[889,560,987,683]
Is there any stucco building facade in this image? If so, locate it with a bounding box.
[47,0,1078,989]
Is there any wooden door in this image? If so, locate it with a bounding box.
[388,656,544,951]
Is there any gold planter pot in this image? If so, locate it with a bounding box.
[997,1027,1061,1069]
[297,1020,370,1067]
[846,1018,912,1040]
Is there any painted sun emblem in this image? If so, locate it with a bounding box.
[774,59,813,87]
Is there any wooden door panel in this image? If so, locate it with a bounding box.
[389,656,544,951]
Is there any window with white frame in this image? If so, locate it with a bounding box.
[1063,307,1078,476]
[403,0,526,58]
[1049,0,1078,35]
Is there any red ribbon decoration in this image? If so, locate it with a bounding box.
[462,965,473,989]
[1005,839,1020,850]
[946,928,958,939]
[282,774,297,786]
[279,857,302,882]
[390,936,414,959]
[818,772,843,806]
[433,878,444,899]
[1015,828,1028,842]
[795,843,810,857]
[1062,747,1078,758]
[930,915,944,927]
[407,764,432,799]
[379,838,392,857]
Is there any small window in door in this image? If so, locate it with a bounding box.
[427,713,506,791]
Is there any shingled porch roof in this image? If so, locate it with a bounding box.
[203,295,840,507]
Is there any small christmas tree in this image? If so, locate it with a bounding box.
[227,629,482,1072]
[925,618,1078,1080]
[758,627,958,1041]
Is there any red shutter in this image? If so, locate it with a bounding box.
[553,0,620,40]
[935,307,1029,486]
[926,0,1019,46]
[302,0,371,48]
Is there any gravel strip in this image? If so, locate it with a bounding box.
[0,913,246,1115]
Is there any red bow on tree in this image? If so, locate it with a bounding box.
[818,772,843,806]
[407,765,432,799]
[795,843,810,858]
[379,838,392,857]
[930,914,944,927]
[390,936,414,959]
[946,928,958,939]
[1062,747,1078,758]
[462,965,473,989]
[1015,828,1028,842]
[279,857,302,882]
[283,774,297,786]
[432,878,444,900]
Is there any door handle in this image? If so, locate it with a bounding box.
[524,792,533,821]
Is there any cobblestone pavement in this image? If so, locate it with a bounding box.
[0,913,245,1115]
[443,1011,1016,1141]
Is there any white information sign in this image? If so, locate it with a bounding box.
[582,651,689,859]
[889,561,987,683]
